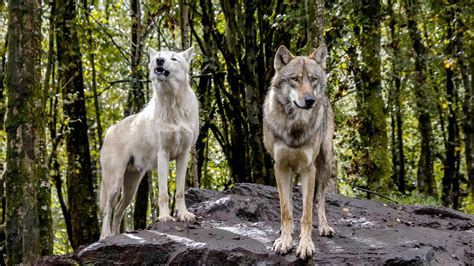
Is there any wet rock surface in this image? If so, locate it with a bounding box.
[40,183,474,265]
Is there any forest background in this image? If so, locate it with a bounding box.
[0,0,472,264]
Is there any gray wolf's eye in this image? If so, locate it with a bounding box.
[311,77,317,82]
[291,77,299,82]
[171,58,178,61]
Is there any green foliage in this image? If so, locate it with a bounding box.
[1,0,473,258]
[390,192,442,207]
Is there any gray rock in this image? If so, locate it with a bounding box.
[40,183,474,265]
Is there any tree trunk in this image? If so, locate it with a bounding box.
[129,0,149,230]
[180,0,199,188]
[387,1,406,194]
[354,0,393,195]
[55,0,99,249]
[442,1,461,208]
[405,0,436,195]
[0,32,6,131]
[243,0,267,184]
[4,0,51,263]
[191,0,219,188]
[456,8,474,206]
[83,0,103,148]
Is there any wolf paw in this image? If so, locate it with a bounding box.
[158,214,176,222]
[296,238,315,259]
[319,224,335,237]
[176,210,196,222]
[273,234,293,255]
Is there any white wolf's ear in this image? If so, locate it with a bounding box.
[181,47,194,65]
[310,44,328,69]
[149,47,158,59]
[274,45,295,71]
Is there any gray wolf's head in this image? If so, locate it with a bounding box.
[271,45,327,110]
[148,47,194,84]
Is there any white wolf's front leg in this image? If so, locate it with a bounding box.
[175,151,195,222]
[157,150,175,222]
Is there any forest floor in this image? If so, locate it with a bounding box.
[37,183,474,265]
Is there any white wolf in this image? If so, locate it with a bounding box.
[99,47,199,239]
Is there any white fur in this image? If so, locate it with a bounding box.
[99,47,199,239]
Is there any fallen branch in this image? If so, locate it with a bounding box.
[354,187,399,204]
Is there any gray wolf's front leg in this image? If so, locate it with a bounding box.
[296,166,316,259]
[175,151,195,222]
[273,163,294,255]
[157,150,175,222]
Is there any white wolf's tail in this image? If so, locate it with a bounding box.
[99,177,106,212]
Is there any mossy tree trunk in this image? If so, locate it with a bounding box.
[4,0,52,263]
[55,0,100,249]
[405,0,436,196]
[353,0,393,195]
[388,0,406,194]
[129,0,149,231]
[442,0,462,208]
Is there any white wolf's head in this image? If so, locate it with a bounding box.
[148,47,194,85]
[271,45,327,110]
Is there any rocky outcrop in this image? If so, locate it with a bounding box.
[39,183,474,264]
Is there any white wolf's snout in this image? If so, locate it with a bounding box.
[154,57,170,80]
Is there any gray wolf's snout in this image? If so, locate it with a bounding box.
[156,57,165,66]
[305,96,316,107]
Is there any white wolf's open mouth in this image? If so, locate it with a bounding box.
[155,67,170,77]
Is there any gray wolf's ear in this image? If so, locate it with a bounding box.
[274,45,295,71]
[181,47,194,65]
[149,47,158,59]
[309,44,328,69]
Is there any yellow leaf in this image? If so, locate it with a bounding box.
[444,60,451,69]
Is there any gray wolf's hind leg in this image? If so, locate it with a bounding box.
[316,145,335,237]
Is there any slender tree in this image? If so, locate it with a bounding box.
[353,0,393,195]
[405,0,436,195]
[456,0,474,206]
[129,0,149,230]
[4,0,52,263]
[55,0,99,248]
[388,0,406,194]
[442,0,462,208]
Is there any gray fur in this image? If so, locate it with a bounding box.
[263,45,335,259]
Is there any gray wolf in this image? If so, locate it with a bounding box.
[99,47,199,239]
[263,45,335,259]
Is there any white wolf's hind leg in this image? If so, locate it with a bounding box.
[111,169,145,235]
[100,172,121,239]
